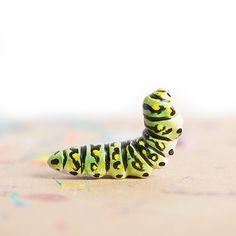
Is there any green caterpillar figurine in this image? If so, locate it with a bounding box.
[48,89,183,179]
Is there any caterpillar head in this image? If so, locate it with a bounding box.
[47,151,63,172]
[143,88,184,141]
[143,89,174,116]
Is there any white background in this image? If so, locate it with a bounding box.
[0,0,235,119]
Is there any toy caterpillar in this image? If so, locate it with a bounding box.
[48,89,183,179]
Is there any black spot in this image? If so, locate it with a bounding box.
[116,174,123,178]
[176,128,182,134]
[51,159,59,165]
[142,173,149,177]
[168,149,174,155]
[170,107,176,116]
[113,161,121,169]
[69,171,78,176]
[94,173,100,178]
[56,168,60,171]
[159,162,166,166]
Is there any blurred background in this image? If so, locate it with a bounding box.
[0,0,235,120]
[1,1,236,236]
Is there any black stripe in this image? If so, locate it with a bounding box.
[143,114,171,122]
[162,128,173,135]
[121,141,128,170]
[69,155,80,171]
[156,141,165,151]
[90,144,100,163]
[143,103,165,114]
[70,147,79,153]
[138,137,165,157]
[62,150,67,169]
[131,141,153,168]
[128,145,145,171]
[104,144,110,172]
[143,129,171,141]
[144,122,163,133]
[150,94,170,103]
[145,140,165,157]
[80,146,87,174]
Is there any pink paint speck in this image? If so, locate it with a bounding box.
[24,193,66,202]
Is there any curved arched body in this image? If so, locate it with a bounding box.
[48,89,183,178]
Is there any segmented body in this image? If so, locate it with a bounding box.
[48,89,183,178]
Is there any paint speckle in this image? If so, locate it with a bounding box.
[54,178,62,187]
[54,219,68,234]
[10,192,28,207]
[24,193,66,202]
[177,138,193,148]
[32,154,49,164]
[54,178,85,190]
[0,212,8,220]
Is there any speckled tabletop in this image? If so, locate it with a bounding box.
[0,117,236,236]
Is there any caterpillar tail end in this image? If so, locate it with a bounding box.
[47,151,64,172]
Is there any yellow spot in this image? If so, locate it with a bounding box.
[70,163,75,169]
[92,165,97,170]
[157,124,163,130]
[142,150,147,155]
[156,91,169,100]
[135,162,140,168]
[114,154,119,160]
[152,155,157,161]
[92,150,100,156]
[117,164,121,169]
[152,104,160,111]
[155,91,163,96]
[159,142,165,149]
[72,153,79,160]
[139,141,145,146]
[114,143,119,148]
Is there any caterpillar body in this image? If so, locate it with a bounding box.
[48,89,183,179]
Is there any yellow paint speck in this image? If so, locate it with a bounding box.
[33,155,49,164]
